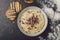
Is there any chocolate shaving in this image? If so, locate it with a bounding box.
[19,20,21,22]
[28,27,31,30]
[27,14,39,27]
[23,18,25,20]
[22,21,25,24]
[35,27,37,29]
[27,11,31,13]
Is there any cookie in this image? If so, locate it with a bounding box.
[6,8,16,21]
[15,1,22,13]
[24,0,34,4]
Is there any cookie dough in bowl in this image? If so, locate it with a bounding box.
[17,6,48,37]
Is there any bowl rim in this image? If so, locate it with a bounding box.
[17,6,48,37]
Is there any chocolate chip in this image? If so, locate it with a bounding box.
[28,27,31,30]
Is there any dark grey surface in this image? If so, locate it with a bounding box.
[0,0,51,40]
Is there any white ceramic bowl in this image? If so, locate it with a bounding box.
[17,6,48,37]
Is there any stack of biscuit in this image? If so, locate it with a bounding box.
[6,1,22,21]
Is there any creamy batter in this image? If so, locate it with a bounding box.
[19,8,45,34]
